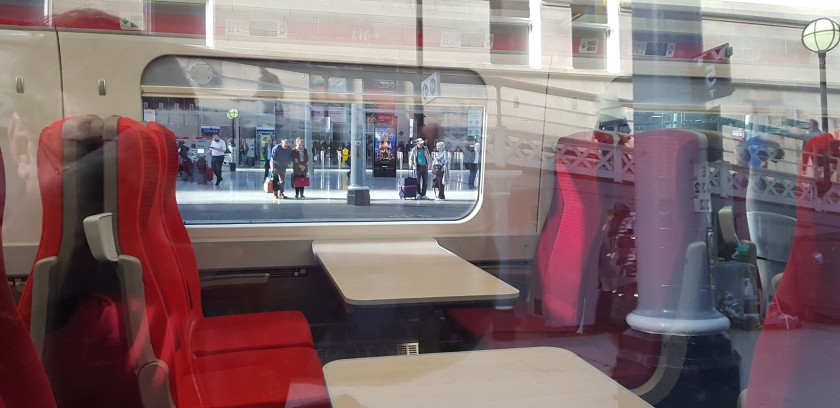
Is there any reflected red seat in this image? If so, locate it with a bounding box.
[145,122,314,355]
[449,131,630,344]
[0,145,56,408]
[745,139,840,407]
[529,132,619,331]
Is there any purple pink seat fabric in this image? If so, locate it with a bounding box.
[449,131,622,343]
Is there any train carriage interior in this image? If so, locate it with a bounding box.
[3,0,840,407]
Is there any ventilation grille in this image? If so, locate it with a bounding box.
[317,342,419,363]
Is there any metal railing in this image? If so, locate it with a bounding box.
[554,138,840,212]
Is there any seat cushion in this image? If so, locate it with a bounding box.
[191,311,314,356]
[189,347,329,408]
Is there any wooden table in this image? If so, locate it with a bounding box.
[323,347,653,408]
[312,238,519,352]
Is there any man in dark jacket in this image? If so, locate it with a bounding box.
[270,138,292,199]
[263,140,274,178]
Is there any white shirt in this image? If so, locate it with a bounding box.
[210,139,226,157]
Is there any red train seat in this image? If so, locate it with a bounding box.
[0,145,57,408]
[17,117,143,408]
[96,116,328,406]
[146,122,314,355]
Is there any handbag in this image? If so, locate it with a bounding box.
[263,177,274,194]
[293,176,311,188]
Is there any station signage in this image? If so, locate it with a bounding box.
[692,43,733,102]
[421,72,440,105]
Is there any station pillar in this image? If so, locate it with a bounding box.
[348,88,370,206]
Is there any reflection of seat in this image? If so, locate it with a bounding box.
[529,132,618,331]
[744,162,840,407]
[0,147,57,408]
[448,131,625,343]
[745,211,795,302]
[146,122,314,356]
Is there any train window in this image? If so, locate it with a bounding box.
[7,1,840,407]
[140,57,487,224]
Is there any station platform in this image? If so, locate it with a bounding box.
[177,166,479,203]
[175,166,480,224]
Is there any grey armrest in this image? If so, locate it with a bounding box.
[83,213,118,262]
[29,257,57,359]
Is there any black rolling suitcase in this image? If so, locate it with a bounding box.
[400,176,418,199]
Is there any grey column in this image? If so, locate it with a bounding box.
[348,79,370,205]
[304,104,312,155]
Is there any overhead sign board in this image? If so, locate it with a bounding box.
[692,43,733,102]
[421,72,440,105]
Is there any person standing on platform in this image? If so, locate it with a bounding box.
[177,140,190,160]
[471,142,481,189]
[263,139,274,178]
[342,144,350,167]
[246,140,255,167]
[208,133,227,186]
[177,141,194,181]
[432,141,449,200]
[239,142,247,166]
[291,137,309,199]
[330,140,339,166]
[463,138,477,189]
[271,138,292,199]
[409,138,432,199]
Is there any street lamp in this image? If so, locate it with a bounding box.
[802,18,840,132]
[227,108,239,169]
